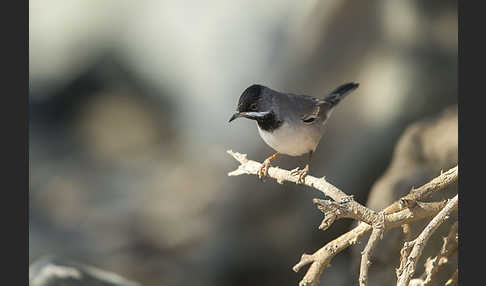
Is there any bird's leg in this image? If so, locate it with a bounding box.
[258,152,281,181]
[291,151,312,184]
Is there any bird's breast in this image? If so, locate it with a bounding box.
[257,122,322,156]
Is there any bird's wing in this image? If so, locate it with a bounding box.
[299,83,358,123]
[300,99,332,125]
[276,93,330,125]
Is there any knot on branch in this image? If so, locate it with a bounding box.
[399,198,417,210]
[313,198,349,231]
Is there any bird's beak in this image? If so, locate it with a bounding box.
[229,111,270,123]
[229,112,241,122]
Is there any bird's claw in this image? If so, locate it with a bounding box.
[291,166,309,184]
[290,167,301,176]
[258,159,271,182]
[297,170,308,184]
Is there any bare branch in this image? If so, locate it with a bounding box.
[397,240,415,279]
[386,166,458,214]
[228,150,382,229]
[396,195,458,286]
[296,167,456,286]
[444,269,458,286]
[419,221,458,286]
[312,198,379,231]
[228,150,354,201]
[359,212,385,286]
[227,150,458,286]
[293,200,450,286]
[401,224,413,242]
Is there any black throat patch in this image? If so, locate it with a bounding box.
[256,111,283,132]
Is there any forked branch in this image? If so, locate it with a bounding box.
[396,195,458,286]
[227,150,458,286]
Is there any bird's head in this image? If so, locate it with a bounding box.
[229,84,271,122]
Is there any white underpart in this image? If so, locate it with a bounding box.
[257,121,323,156]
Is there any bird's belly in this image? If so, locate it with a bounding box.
[257,122,321,156]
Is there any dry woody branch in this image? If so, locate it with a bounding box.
[227,150,458,286]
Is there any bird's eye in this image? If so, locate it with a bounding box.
[250,103,258,110]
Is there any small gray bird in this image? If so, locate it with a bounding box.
[229,82,359,183]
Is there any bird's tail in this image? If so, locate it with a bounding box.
[322,82,359,107]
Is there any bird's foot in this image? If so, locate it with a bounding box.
[258,159,272,181]
[291,165,309,184]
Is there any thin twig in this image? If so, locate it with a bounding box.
[444,269,458,286]
[387,167,458,214]
[401,224,413,242]
[293,180,456,286]
[422,221,458,286]
[397,240,415,279]
[396,195,458,286]
[293,200,450,286]
[398,221,458,285]
[359,212,385,286]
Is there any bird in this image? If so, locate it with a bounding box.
[228,82,359,183]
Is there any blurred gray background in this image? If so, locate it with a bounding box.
[29,1,457,285]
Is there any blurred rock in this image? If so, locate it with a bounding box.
[73,89,173,166]
[351,105,458,286]
[29,256,139,286]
